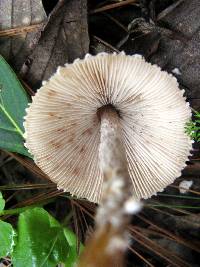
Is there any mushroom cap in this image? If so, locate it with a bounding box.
[24,53,192,203]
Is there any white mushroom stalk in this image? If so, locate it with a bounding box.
[24,52,192,203]
[76,106,141,267]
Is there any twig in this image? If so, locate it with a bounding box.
[169,184,200,195]
[93,35,120,52]
[90,0,138,14]
[137,214,200,253]
[103,13,128,32]
[0,23,44,37]
[157,0,184,21]
[130,226,191,267]
[5,151,49,181]
[128,246,155,267]
[20,79,35,96]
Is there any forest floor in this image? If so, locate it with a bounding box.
[0,0,200,266]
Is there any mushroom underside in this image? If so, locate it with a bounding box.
[24,53,192,203]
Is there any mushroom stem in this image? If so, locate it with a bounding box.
[98,105,130,195]
[77,107,138,267]
[97,105,132,226]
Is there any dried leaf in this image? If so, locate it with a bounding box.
[151,0,200,99]
[21,0,89,90]
[0,0,47,71]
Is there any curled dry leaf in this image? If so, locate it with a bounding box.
[21,0,89,90]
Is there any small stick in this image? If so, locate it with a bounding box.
[77,106,140,267]
[90,0,138,14]
[93,35,120,53]
[0,23,44,37]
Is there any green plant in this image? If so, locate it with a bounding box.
[185,110,200,141]
[0,191,82,266]
[0,55,30,157]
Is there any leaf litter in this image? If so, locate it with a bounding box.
[0,0,200,266]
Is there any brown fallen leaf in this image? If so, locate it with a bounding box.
[0,0,47,71]
[21,0,89,90]
[150,0,200,99]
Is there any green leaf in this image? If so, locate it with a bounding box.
[0,220,16,258]
[12,207,70,267]
[194,112,200,118]
[64,228,84,267]
[0,55,30,157]
[0,191,5,212]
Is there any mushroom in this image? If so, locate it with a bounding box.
[24,52,192,203]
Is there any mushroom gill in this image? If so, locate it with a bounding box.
[24,52,192,203]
